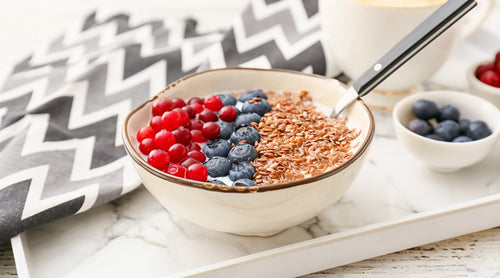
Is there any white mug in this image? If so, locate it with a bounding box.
[320,0,493,108]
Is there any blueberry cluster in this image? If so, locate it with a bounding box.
[408,99,492,142]
[203,90,271,186]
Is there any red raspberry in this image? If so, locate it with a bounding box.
[147,149,170,171]
[174,108,190,127]
[187,150,206,163]
[150,115,163,132]
[187,142,201,151]
[191,129,206,143]
[171,97,186,109]
[136,126,156,142]
[495,51,500,64]
[172,127,192,145]
[479,70,500,88]
[152,98,174,116]
[218,106,237,122]
[139,138,156,155]
[186,163,208,182]
[182,105,196,119]
[154,130,176,150]
[202,122,220,140]
[187,97,204,106]
[475,63,495,78]
[166,164,186,178]
[198,110,218,123]
[161,110,183,131]
[189,103,204,114]
[168,143,188,163]
[180,157,198,168]
[204,95,223,111]
[188,119,204,130]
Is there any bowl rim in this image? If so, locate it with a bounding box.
[466,60,500,95]
[393,89,500,145]
[122,67,375,193]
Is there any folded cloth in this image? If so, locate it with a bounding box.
[0,0,336,242]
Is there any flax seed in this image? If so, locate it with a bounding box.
[250,90,359,185]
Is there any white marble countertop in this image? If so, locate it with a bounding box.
[2,0,500,277]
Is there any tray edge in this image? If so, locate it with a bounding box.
[11,232,32,278]
[170,192,500,278]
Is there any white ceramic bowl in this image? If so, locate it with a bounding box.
[393,90,500,173]
[122,68,375,236]
[467,60,500,109]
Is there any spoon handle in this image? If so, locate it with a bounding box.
[352,0,477,97]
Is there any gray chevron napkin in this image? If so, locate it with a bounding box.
[0,0,336,242]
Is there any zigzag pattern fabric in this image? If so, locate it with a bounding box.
[0,0,334,241]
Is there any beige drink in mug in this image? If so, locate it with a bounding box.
[320,0,493,109]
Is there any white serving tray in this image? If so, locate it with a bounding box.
[10,110,500,278]
[172,193,500,278]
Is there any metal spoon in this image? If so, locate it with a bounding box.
[331,0,477,119]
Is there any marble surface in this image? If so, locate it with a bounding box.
[18,108,500,277]
[2,0,500,277]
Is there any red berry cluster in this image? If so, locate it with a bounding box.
[135,95,238,182]
[475,51,500,88]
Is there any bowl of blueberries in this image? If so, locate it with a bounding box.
[122,67,375,236]
[393,90,500,173]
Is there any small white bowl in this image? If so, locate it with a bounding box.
[393,90,500,173]
[122,67,375,236]
[467,60,500,109]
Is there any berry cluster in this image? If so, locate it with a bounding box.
[202,90,271,187]
[475,51,500,88]
[136,90,271,185]
[407,99,492,142]
[136,94,236,182]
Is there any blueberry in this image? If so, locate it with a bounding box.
[426,133,445,141]
[412,99,439,120]
[230,126,260,145]
[452,135,473,142]
[208,179,227,185]
[228,143,258,162]
[202,139,231,158]
[459,119,470,135]
[241,98,272,116]
[407,119,433,136]
[234,113,261,128]
[466,120,492,140]
[238,89,267,102]
[217,93,237,106]
[438,105,460,122]
[229,161,256,181]
[434,120,460,141]
[232,178,257,187]
[218,121,234,140]
[204,156,232,177]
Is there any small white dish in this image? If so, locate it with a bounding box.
[467,60,500,109]
[393,90,500,173]
[122,67,375,236]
